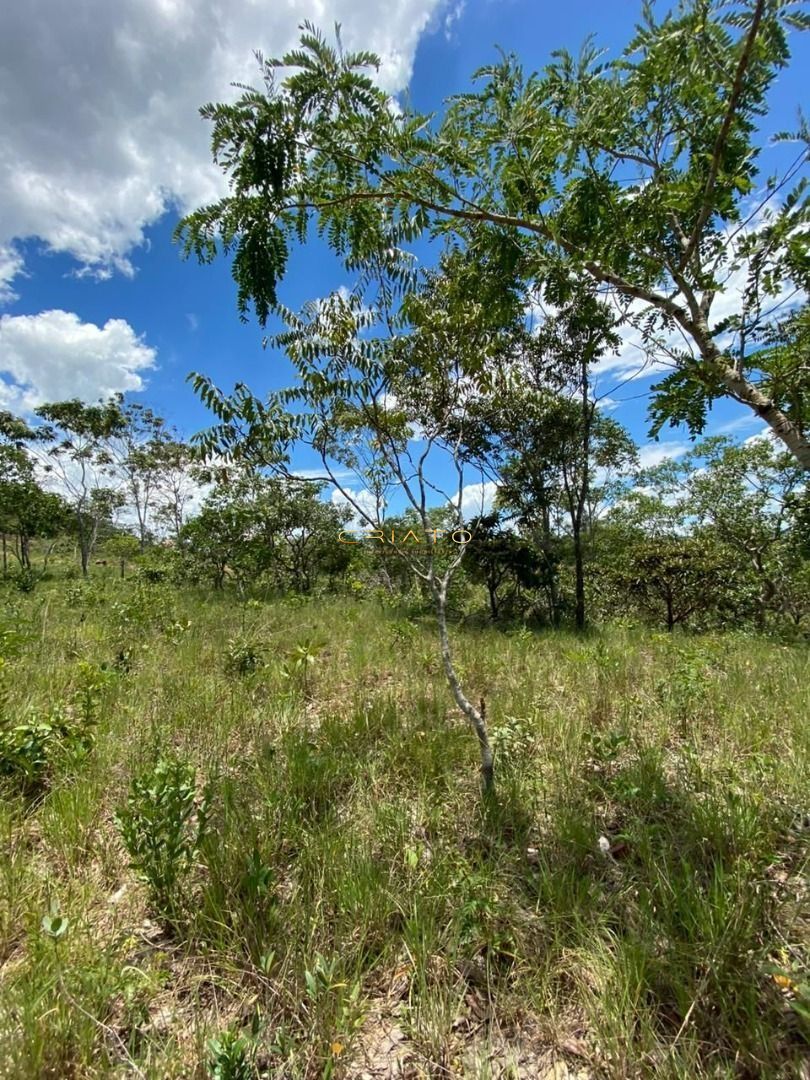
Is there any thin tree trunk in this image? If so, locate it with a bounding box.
[574,354,591,631]
[537,511,560,626]
[41,540,58,573]
[488,578,499,621]
[76,506,91,576]
[573,523,585,631]
[433,580,494,794]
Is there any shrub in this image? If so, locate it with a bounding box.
[490,713,536,772]
[0,703,96,790]
[14,568,39,593]
[223,635,265,677]
[114,755,211,917]
[64,580,107,610]
[0,604,30,660]
[73,660,116,727]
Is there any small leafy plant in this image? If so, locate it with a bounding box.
[41,899,70,941]
[280,637,325,698]
[389,618,418,646]
[73,660,116,727]
[302,952,363,1072]
[224,635,265,677]
[206,1028,253,1080]
[115,755,212,917]
[491,713,536,771]
[0,606,30,661]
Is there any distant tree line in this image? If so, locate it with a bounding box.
[2,392,807,636]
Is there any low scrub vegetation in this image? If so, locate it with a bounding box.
[0,574,807,1077]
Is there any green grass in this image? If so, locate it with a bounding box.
[0,573,808,1078]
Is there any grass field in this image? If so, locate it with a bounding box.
[0,573,808,1078]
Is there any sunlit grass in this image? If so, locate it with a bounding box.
[0,573,808,1077]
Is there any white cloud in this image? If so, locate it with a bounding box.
[710,413,763,437]
[292,467,353,481]
[0,0,446,292]
[330,485,380,526]
[636,441,690,470]
[443,0,465,39]
[0,309,156,411]
[744,427,775,446]
[459,480,498,520]
[0,246,24,305]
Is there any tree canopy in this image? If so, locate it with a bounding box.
[177,0,810,466]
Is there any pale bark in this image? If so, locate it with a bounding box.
[433,579,494,794]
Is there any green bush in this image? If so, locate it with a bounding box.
[114,755,211,917]
[0,703,96,789]
[223,635,265,677]
[206,1029,253,1080]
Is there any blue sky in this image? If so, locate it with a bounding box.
[1,0,807,515]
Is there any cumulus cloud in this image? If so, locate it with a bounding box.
[330,485,381,526]
[636,441,691,470]
[0,246,24,305]
[744,427,775,446]
[459,480,498,520]
[0,309,156,411]
[0,0,448,293]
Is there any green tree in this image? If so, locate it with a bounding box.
[464,512,541,621]
[658,434,807,627]
[34,399,127,576]
[613,533,736,631]
[189,274,500,793]
[152,439,197,542]
[481,283,637,628]
[0,411,69,575]
[106,398,175,551]
[180,468,349,593]
[178,4,810,467]
[497,399,637,629]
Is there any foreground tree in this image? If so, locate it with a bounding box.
[191,272,503,793]
[178,3,810,467]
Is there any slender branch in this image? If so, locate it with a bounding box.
[678,0,767,271]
